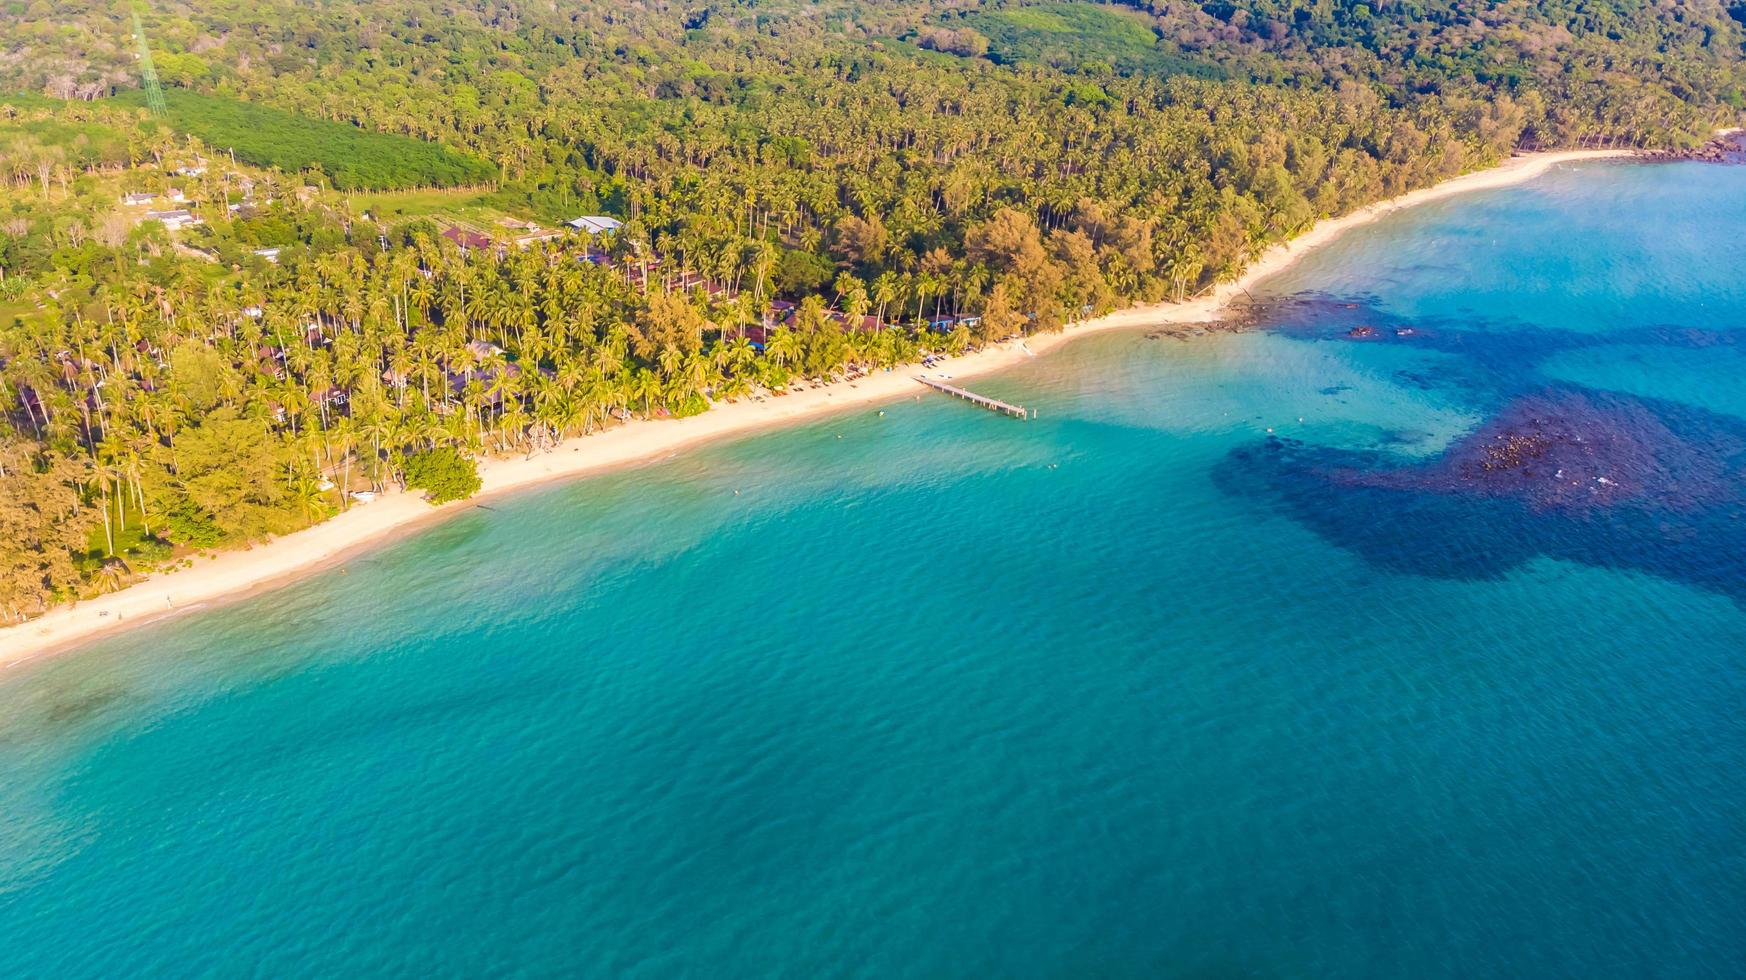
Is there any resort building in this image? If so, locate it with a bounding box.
[567,215,624,234]
[761,299,797,330]
[511,228,565,248]
[143,209,199,230]
[441,226,495,253]
[465,339,506,361]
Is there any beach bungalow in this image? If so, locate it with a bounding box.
[827,313,881,334]
[252,247,282,263]
[122,191,156,206]
[444,362,521,407]
[567,215,624,235]
[256,352,287,381]
[54,353,94,385]
[761,299,797,330]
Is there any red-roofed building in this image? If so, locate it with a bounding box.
[442,226,494,252]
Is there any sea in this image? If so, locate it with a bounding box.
[1,160,1742,978]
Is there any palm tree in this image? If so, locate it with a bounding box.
[628,368,661,416]
[872,270,899,330]
[765,328,800,369]
[93,557,133,595]
[726,336,757,376]
[748,240,777,302]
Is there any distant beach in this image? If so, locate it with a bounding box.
[0,148,1630,667]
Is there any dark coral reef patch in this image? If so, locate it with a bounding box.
[1216,386,1746,601]
[1334,388,1743,514]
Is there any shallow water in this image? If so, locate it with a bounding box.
[2,160,1743,977]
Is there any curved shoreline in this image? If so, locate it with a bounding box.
[0,148,1632,668]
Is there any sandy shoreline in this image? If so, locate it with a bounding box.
[0,148,1631,667]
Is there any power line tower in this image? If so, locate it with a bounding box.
[132,6,167,117]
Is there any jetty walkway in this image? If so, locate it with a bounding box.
[915,376,1032,419]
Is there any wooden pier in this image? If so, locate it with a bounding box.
[915,376,1032,419]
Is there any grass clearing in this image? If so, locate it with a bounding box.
[111,89,497,191]
[962,2,1223,78]
[346,187,529,232]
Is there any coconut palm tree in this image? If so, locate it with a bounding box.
[765,328,800,369]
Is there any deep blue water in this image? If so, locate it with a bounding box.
[2,160,1744,977]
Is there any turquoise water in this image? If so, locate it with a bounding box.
[3,161,1745,977]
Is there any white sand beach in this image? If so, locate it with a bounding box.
[0,148,1631,667]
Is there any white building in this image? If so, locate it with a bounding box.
[144,209,199,230]
[566,215,624,235]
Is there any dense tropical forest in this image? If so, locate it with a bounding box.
[0,0,1742,621]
